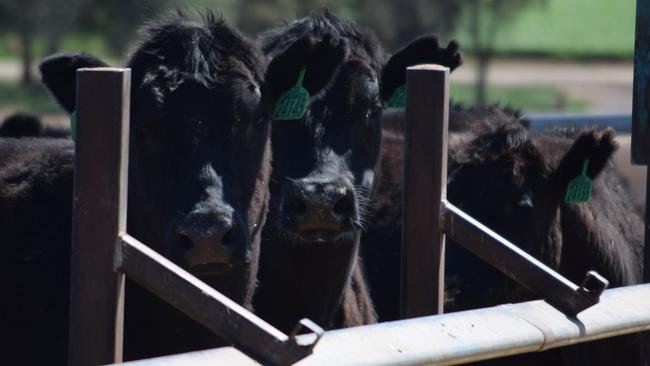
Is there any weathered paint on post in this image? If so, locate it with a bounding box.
[401,64,449,318]
[69,68,130,365]
[632,0,650,164]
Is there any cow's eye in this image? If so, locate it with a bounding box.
[231,115,254,136]
[365,103,382,122]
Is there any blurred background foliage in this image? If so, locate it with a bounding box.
[0,0,636,114]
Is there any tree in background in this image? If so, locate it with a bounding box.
[75,0,172,57]
[0,0,46,85]
[460,0,546,106]
[0,0,89,85]
[0,0,545,100]
[235,0,296,36]
[234,0,353,37]
[42,0,90,55]
[354,0,462,52]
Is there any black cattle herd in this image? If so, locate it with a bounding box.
[0,9,644,366]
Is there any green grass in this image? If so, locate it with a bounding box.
[452,0,635,59]
[0,80,587,116]
[450,84,587,113]
[0,81,60,114]
[0,33,117,62]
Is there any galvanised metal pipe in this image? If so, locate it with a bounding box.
[115,283,650,366]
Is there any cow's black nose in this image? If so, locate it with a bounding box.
[177,214,242,276]
[284,180,356,234]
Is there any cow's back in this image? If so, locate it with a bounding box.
[1,137,74,364]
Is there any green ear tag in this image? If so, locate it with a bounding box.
[564,159,592,204]
[70,110,77,142]
[272,68,310,120]
[386,85,406,108]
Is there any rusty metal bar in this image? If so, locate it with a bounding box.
[401,64,449,318]
[440,200,607,316]
[117,284,650,366]
[115,234,322,365]
[69,68,130,365]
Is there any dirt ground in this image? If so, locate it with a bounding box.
[453,58,634,114]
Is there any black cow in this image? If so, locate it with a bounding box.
[2,12,270,363]
[362,116,643,365]
[0,112,43,137]
[252,10,462,333]
[0,112,71,138]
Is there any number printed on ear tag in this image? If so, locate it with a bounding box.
[386,85,406,108]
[272,68,310,120]
[564,159,593,204]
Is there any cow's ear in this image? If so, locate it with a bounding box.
[380,35,462,103]
[39,53,109,113]
[262,35,347,109]
[550,128,618,200]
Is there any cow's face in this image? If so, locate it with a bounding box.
[40,17,269,304]
[445,122,616,310]
[262,36,382,246]
[129,71,267,278]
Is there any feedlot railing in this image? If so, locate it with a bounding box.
[118,283,650,366]
[71,2,650,363]
[73,64,624,366]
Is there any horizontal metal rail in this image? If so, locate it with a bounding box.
[524,113,631,132]
[440,201,607,316]
[381,111,633,133]
[115,234,322,365]
[115,283,650,366]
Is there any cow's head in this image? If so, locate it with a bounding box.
[40,14,269,304]
[445,121,617,310]
[261,13,464,248]
[260,12,385,247]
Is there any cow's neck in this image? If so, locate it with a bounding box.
[257,232,359,332]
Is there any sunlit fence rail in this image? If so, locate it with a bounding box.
[118,284,650,366]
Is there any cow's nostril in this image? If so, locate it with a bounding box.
[221,220,240,250]
[333,189,355,217]
[178,234,193,250]
[175,217,240,272]
[286,189,308,216]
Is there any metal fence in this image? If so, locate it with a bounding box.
[70,64,641,366]
[118,283,650,366]
[69,1,650,362]
[108,64,650,366]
